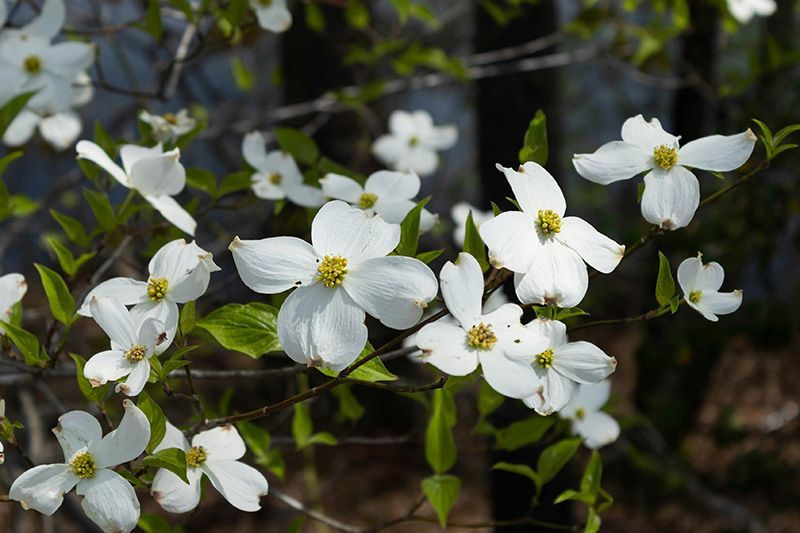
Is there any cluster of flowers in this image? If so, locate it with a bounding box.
[1,107,748,531]
[0,0,94,151]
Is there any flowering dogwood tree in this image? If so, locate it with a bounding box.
[0,1,793,532]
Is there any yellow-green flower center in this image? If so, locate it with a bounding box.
[689,290,702,304]
[186,445,208,467]
[147,277,169,301]
[466,323,497,350]
[163,113,178,125]
[408,136,420,146]
[536,348,555,368]
[124,344,147,363]
[537,209,561,235]
[70,451,96,479]
[652,144,678,170]
[258,0,273,6]
[317,255,348,288]
[358,192,378,209]
[575,407,586,420]
[23,55,41,74]
[269,173,282,185]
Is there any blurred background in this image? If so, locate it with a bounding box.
[1,0,799,531]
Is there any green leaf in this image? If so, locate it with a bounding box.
[421,474,460,528]
[345,0,370,28]
[305,2,326,32]
[463,211,488,271]
[2,322,46,365]
[580,450,603,500]
[553,307,589,321]
[274,127,320,165]
[82,189,117,231]
[137,513,182,533]
[537,438,581,484]
[395,197,430,257]
[93,120,115,155]
[477,379,503,418]
[137,392,167,454]
[142,447,189,484]
[218,170,252,198]
[655,251,675,307]
[291,403,337,449]
[554,488,595,505]
[35,264,76,326]
[51,209,90,247]
[491,462,541,485]
[47,237,95,277]
[320,342,397,382]
[416,249,444,264]
[493,416,553,451]
[196,302,280,358]
[332,385,365,422]
[425,389,456,474]
[0,92,36,136]
[518,109,548,165]
[186,168,217,196]
[145,0,164,39]
[584,507,601,533]
[237,421,286,479]
[69,353,108,403]
[230,56,254,91]
[179,300,196,336]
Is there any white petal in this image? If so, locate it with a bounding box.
[620,115,678,151]
[192,425,246,461]
[365,170,420,199]
[202,460,269,512]
[572,141,651,185]
[311,200,400,262]
[52,411,103,461]
[0,273,27,318]
[575,411,620,449]
[479,351,540,399]
[678,129,757,171]
[285,183,325,208]
[371,135,406,167]
[129,149,186,196]
[574,380,612,413]
[677,253,725,293]
[422,125,457,150]
[320,173,363,203]
[145,195,197,236]
[84,350,132,388]
[76,140,129,187]
[497,162,566,216]
[39,111,82,151]
[558,217,624,274]
[77,469,140,533]
[514,241,588,308]
[553,341,617,384]
[154,422,189,453]
[92,400,149,468]
[242,131,270,171]
[230,236,319,294]
[151,467,203,514]
[119,144,165,176]
[277,284,367,372]
[416,320,478,376]
[479,211,538,272]
[78,278,148,317]
[3,109,39,147]
[41,42,95,77]
[115,360,150,397]
[641,167,700,230]
[253,2,292,32]
[692,290,743,321]
[130,300,178,355]
[436,252,483,329]
[483,304,549,358]
[251,172,287,200]
[344,256,438,330]
[89,297,137,347]
[523,370,576,415]
[396,146,438,176]
[525,317,568,350]
[388,110,416,136]
[149,240,216,303]
[22,0,66,40]
[9,463,78,516]
[373,198,416,224]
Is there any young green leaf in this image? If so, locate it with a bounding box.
[425,389,456,474]
[274,127,320,165]
[82,189,117,231]
[35,264,76,326]
[493,416,554,451]
[518,109,548,165]
[2,322,46,365]
[536,437,581,485]
[70,353,109,403]
[395,197,430,257]
[463,211,488,271]
[196,302,280,358]
[421,474,461,528]
[655,251,675,307]
[142,448,188,484]
[319,343,397,382]
[137,392,167,454]
[491,462,541,485]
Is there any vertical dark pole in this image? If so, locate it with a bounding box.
[474,4,568,531]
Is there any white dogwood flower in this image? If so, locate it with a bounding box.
[416,253,549,398]
[151,423,269,513]
[728,0,776,22]
[0,272,26,326]
[522,319,617,415]
[76,141,196,235]
[230,200,438,371]
[84,297,167,397]
[249,0,292,33]
[559,381,620,449]
[9,401,149,533]
[78,239,220,348]
[320,170,436,231]
[243,131,324,207]
[451,201,494,245]
[372,110,457,176]
[572,115,756,230]
[677,253,743,322]
[480,162,625,308]
[139,109,196,144]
